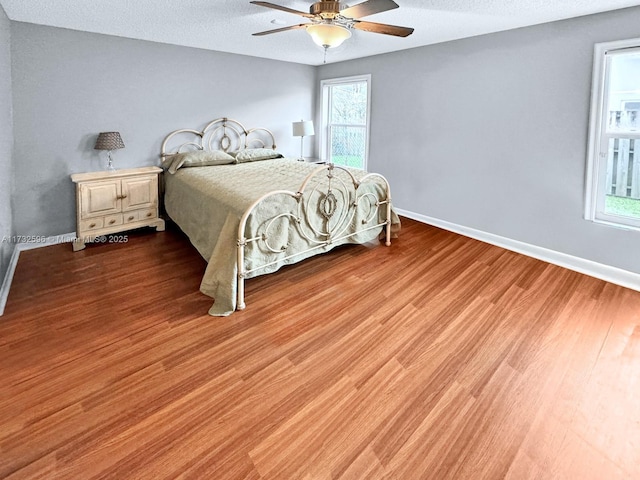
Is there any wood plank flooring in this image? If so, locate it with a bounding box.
[1,218,639,479]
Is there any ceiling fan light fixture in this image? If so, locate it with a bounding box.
[306,23,351,48]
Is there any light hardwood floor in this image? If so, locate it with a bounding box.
[1,218,639,479]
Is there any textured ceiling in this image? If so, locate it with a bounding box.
[2,0,640,66]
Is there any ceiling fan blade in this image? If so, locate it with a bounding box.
[250,1,314,18]
[340,0,399,19]
[352,20,414,37]
[252,24,308,36]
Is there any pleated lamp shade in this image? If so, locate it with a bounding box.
[94,132,125,150]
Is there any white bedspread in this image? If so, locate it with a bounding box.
[164,158,399,316]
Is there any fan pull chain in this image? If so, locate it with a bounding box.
[323,45,328,64]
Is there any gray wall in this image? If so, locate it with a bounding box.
[318,6,640,275]
[0,4,13,282]
[10,23,316,237]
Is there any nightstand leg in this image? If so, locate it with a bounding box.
[154,219,166,232]
[72,238,86,251]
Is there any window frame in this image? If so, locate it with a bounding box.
[319,74,372,169]
[585,38,640,230]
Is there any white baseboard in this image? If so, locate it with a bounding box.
[395,208,640,293]
[0,232,76,316]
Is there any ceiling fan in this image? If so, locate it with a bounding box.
[250,0,414,52]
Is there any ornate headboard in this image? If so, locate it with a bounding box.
[160,117,277,160]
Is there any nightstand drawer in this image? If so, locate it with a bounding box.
[139,208,157,221]
[124,211,139,224]
[81,217,104,231]
[104,214,123,228]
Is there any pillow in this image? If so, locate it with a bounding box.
[231,148,284,163]
[164,150,235,174]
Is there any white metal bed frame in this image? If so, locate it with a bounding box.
[161,117,393,311]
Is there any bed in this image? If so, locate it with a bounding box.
[161,117,399,316]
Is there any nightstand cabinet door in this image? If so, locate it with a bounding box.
[79,180,122,218]
[121,175,158,212]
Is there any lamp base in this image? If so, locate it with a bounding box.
[299,136,305,162]
[106,151,116,172]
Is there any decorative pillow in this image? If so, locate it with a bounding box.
[164,150,235,174]
[231,148,284,163]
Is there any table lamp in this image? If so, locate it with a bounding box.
[94,132,125,171]
[292,120,314,161]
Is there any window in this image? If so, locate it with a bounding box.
[320,75,371,169]
[586,39,640,229]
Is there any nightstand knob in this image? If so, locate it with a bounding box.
[146,212,152,217]
[109,219,116,225]
[116,194,128,200]
[128,216,134,221]
[89,223,96,228]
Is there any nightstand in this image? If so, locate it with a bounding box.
[70,166,165,251]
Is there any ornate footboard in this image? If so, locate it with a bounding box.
[236,162,392,310]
